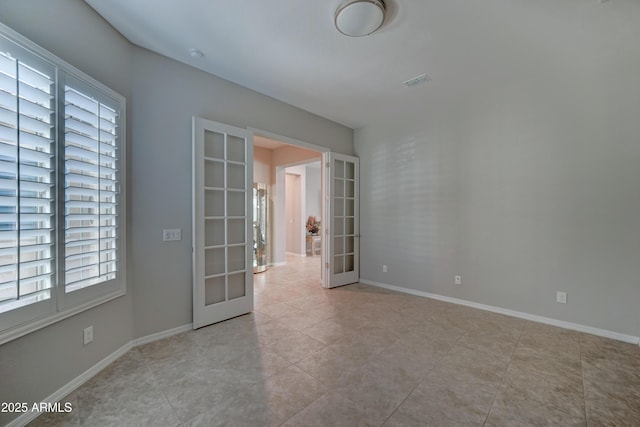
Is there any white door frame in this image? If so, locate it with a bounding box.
[284,168,304,256]
[279,161,322,259]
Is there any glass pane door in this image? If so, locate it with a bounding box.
[324,152,359,288]
[192,118,253,328]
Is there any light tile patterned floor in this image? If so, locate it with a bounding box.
[30,255,640,426]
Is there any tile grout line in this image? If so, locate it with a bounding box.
[256,264,331,426]
[137,346,192,427]
[579,335,589,426]
[273,317,368,427]
[274,386,333,426]
[29,256,638,426]
[279,331,377,424]
[481,321,528,427]
[378,326,467,426]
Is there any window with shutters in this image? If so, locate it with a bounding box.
[63,83,119,292]
[0,25,126,343]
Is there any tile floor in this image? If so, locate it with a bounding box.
[29,255,640,426]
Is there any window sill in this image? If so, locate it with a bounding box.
[0,289,126,346]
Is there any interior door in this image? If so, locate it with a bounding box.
[192,117,253,329]
[323,152,359,288]
[285,173,301,254]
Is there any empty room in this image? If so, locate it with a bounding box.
[0,0,639,426]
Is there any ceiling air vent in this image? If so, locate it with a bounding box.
[403,73,431,88]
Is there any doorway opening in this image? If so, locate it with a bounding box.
[192,117,359,330]
[285,161,322,258]
[251,131,325,288]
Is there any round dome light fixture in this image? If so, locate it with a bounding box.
[335,0,386,37]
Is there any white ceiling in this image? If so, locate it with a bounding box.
[84,0,638,130]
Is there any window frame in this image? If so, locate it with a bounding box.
[0,23,127,345]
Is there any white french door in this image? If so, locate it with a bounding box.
[323,152,359,288]
[192,117,253,329]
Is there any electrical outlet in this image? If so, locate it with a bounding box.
[83,326,93,345]
[454,275,462,285]
[556,291,567,304]
[162,229,182,241]
[382,264,388,273]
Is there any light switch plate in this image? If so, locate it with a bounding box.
[163,229,182,241]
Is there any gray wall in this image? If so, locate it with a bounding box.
[0,0,353,423]
[356,40,640,337]
[0,1,134,425]
[130,48,352,337]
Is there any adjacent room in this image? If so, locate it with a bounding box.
[0,0,639,426]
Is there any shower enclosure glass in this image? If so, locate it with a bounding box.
[253,183,268,273]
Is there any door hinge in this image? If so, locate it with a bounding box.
[325,262,329,269]
[325,162,330,168]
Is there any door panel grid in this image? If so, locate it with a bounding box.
[333,161,356,275]
[325,152,359,288]
[203,130,246,305]
[193,118,253,328]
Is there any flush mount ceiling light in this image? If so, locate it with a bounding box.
[335,0,386,37]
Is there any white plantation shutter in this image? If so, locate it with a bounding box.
[64,85,119,292]
[0,25,126,342]
[0,49,55,317]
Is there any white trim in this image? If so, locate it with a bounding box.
[0,22,128,346]
[249,127,327,268]
[0,290,125,346]
[0,23,123,103]
[131,323,193,346]
[325,153,359,288]
[192,117,254,329]
[359,278,640,345]
[6,323,193,427]
[285,251,306,257]
[6,342,132,427]
[284,165,308,257]
[247,128,330,154]
[275,159,323,265]
[269,261,287,267]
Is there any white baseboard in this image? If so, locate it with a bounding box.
[7,277,639,427]
[285,252,305,257]
[131,323,193,347]
[359,278,640,345]
[270,261,286,267]
[7,323,193,427]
